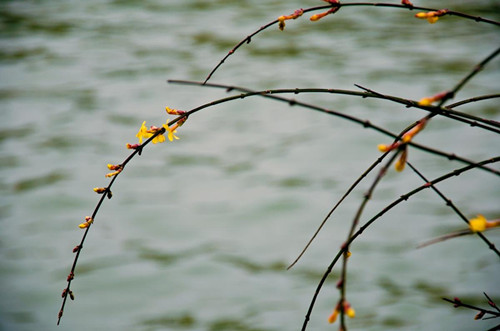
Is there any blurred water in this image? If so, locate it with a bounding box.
[1,1,499,330]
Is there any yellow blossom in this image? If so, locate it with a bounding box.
[378,144,390,152]
[343,301,356,319]
[165,106,186,115]
[469,215,487,232]
[394,156,406,172]
[151,131,166,144]
[467,215,500,233]
[140,123,168,145]
[277,8,304,31]
[346,306,356,318]
[163,120,180,142]
[418,91,448,106]
[402,119,427,143]
[328,304,340,324]
[418,97,432,106]
[136,121,152,143]
[78,216,93,229]
[328,301,355,324]
[378,142,400,153]
[310,6,339,21]
[107,164,121,170]
[93,187,106,194]
[415,9,448,24]
[427,16,439,24]
[105,169,122,178]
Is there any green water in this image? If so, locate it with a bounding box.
[1,1,499,330]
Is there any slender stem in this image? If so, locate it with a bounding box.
[339,150,400,329]
[442,298,500,317]
[447,94,500,109]
[448,46,500,100]
[288,152,388,269]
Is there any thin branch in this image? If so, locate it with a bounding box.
[203,3,500,83]
[447,94,500,109]
[169,80,500,176]
[339,149,401,329]
[448,46,500,100]
[288,149,391,270]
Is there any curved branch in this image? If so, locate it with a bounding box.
[169,80,500,176]
[204,3,500,83]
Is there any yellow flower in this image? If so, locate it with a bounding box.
[136,121,152,143]
[328,304,340,324]
[346,306,356,318]
[78,216,94,229]
[469,215,487,232]
[415,9,448,24]
[427,16,439,24]
[165,106,186,115]
[151,131,166,144]
[93,187,106,194]
[378,144,390,152]
[343,301,356,319]
[163,120,180,142]
[418,91,448,106]
[167,129,179,142]
[277,8,304,31]
[328,300,355,324]
[378,142,400,153]
[278,17,286,31]
[144,123,167,144]
[105,169,122,178]
[107,164,121,170]
[402,118,427,144]
[310,6,339,22]
[394,156,406,172]
[418,97,432,106]
[468,215,500,233]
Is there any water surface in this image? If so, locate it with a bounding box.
[1,1,499,330]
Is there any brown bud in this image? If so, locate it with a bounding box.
[474,311,485,320]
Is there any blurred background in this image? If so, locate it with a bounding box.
[1,0,499,330]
